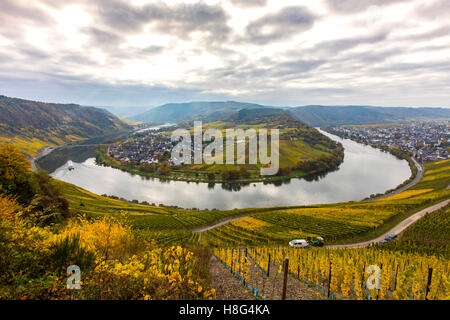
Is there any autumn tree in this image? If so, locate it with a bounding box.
[0,144,34,204]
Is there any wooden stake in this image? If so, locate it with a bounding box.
[281,258,289,300]
[327,262,332,298]
[377,263,383,299]
[425,268,433,300]
[393,264,399,290]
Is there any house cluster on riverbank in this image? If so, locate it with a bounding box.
[107,130,177,165]
[330,121,449,163]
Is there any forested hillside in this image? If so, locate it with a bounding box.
[225,108,307,128]
[0,95,132,156]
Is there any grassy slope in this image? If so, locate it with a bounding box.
[59,160,450,247]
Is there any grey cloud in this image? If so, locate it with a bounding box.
[84,27,123,47]
[94,0,230,41]
[413,0,450,19]
[313,32,388,55]
[139,45,165,55]
[58,54,98,67]
[271,60,325,77]
[245,6,315,44]
[326,0,410,14]
[337,48,403,65]
[0,0,54,26]
[19,47,52,60]
[201,57,324,90]
[0,0,55,41]
[373,61,450,73]
[395,25,450,42]
[2,41,53,61]
[230,0,267,8]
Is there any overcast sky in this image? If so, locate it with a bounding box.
[0,0,449,108]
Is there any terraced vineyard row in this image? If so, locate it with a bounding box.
[214,246,450,300]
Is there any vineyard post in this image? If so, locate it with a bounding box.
[267,254,271,277]
[425,268,433,300]
[327,262,332,298]
[281,258,289,300]
[361,263,366,289]
[238,248,242,276]
[376,263,383,299]
[393,264,399,290]
[231,249,234,274]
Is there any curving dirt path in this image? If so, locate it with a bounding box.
[193,214,254,233]
[329,198,450,249]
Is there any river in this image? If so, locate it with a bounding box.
[50,130,411,210]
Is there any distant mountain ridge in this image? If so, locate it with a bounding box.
[95,106,152,119]
[288,105,450,127]
[0,95,132,156]
[131,101,450,126]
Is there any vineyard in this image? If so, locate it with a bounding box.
[377,204,450,258]
[203,160,450,247]
[214,246,449,300]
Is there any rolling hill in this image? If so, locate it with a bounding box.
[129,101,273,123]
[0,95,132,156]
[225,107,307,128]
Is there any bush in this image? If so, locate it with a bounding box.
[49,234,96,275]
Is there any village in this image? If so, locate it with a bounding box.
[329,121,450,163]
[107,128,178,165]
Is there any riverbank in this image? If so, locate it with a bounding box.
[30,146,60,172]
[365,156,423,201]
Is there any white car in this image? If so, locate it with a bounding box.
[289,239,309,248]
